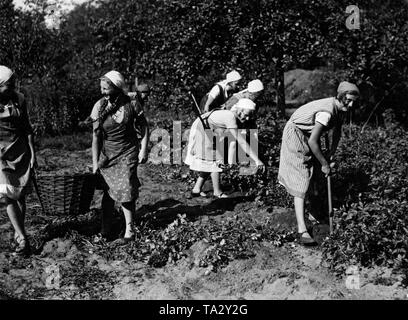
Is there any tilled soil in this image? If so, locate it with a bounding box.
[0,148,406,300]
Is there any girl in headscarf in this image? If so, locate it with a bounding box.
[185,98,265,198]
[222,79,264,110]
[278,81,360,245]
[222,79,265,163]
[200,70,242,113]
[90,70,149,243]
[0,66,36,255]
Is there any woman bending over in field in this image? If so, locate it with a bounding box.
[278,81,360,246]
[0,66,37,255]
[91,70,149,244]
[185,98,265,198]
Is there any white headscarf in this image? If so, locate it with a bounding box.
[231,98,256,112]
[337,81,360,95]
[101,70,128,94]
[217,70,242,89]
[226,70,242,84]
[247,79,264,93]
[0,66,14,86]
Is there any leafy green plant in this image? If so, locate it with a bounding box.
[91,211,295,272]
[322,125,408,277]
[219,113,293,207]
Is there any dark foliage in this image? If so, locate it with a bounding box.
[1,0,408,135]
[321,125,408,276]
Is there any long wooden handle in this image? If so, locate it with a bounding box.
[327,175,333,234]
[189,92,210,129]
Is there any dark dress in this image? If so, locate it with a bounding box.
[0,92,33,200]
[92,94,145,203]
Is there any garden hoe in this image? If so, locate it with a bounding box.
[327,163,336,235]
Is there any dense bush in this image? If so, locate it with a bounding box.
[322,125,408,275]
[323,201,408,274]
[2,0,408,135]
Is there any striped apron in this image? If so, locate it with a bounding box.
[278,121,314,199]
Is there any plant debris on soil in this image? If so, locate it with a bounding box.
[1,130,408,300]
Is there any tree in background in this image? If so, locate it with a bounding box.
[2,0,407,135]
[0,0,16,67]
[325,0,408,124]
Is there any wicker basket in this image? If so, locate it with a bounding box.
[35,172,96,216]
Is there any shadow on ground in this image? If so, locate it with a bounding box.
[136,194,254,227]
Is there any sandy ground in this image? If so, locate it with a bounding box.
[0,148,407,300]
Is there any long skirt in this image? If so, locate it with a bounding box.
[99,150,140,203]
[278,121,314,199]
